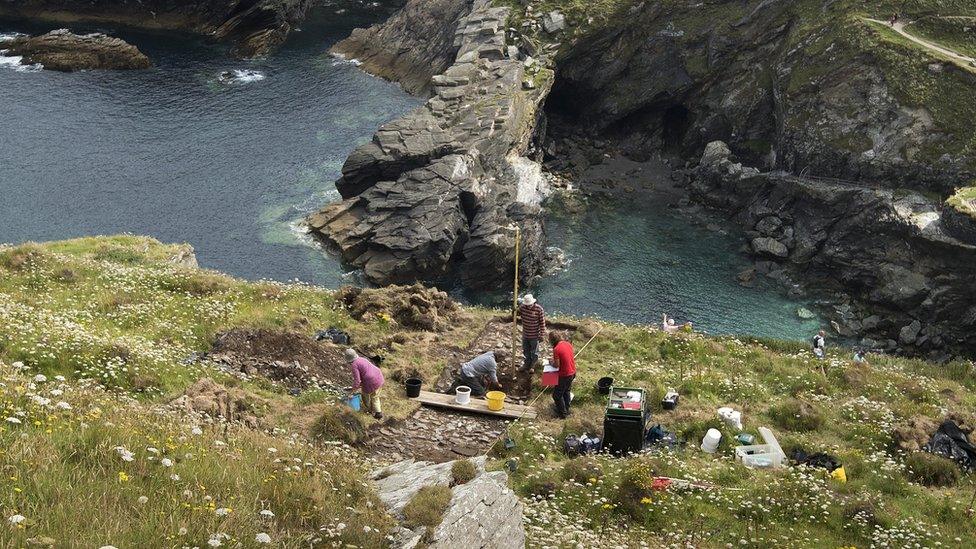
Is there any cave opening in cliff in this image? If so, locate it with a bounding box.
[661,104,690,148]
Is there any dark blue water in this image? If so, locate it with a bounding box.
[0,8,820,340]
[0,6,421,287]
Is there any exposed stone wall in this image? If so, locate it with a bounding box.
[308,0,553,289]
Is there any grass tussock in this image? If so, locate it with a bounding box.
[451,460,478,486]
[403,485,452,529]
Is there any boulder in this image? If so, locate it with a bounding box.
[751,237,789,259]
[899,320,922,345]
[542,11,566,34]
[371,458,524,549]
[4,30,150,71]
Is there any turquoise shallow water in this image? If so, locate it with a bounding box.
[531,194,821,340]
[0,8,819,341]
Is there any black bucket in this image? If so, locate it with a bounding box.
[405,378,422,398]
[597,377,613,395]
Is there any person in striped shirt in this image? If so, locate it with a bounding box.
[517,294,546,373]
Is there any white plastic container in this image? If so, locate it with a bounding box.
[700,428,722,453]
[717,407,743,431]
[734,427,785,468]
[455,386,471,405]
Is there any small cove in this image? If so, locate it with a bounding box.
[1,9,819,341]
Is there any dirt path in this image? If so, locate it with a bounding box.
[864,17,976,71]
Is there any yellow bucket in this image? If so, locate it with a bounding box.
[485,391,506,411]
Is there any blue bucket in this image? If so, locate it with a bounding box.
[345,393,362,411]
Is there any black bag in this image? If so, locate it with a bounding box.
[315,327,351,345]
[925,420,976,469]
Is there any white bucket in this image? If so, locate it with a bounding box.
[701,428,722,453]
[455,386,471,405]
[717,407,743,431]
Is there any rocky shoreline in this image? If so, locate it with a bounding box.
[0,0,312,57]
[690,141,976,359]
[3,29,150,71]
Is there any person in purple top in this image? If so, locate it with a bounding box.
[346,348,385,419]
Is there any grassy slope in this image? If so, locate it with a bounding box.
[1,237,975,547]
[0,236,394,547]
[947,185,976,218]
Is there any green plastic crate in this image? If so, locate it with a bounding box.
[606,386,645,418]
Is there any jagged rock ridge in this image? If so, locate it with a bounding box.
[307,0,552,289]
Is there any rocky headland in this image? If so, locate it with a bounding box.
[307,0,554,289]
[3,29,151,71]
[314,0,976,357]
[0,0,312,56]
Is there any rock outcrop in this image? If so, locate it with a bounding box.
[0,0,311,57]
[4,29,151,71]
[372,457,525,548]
[308,0,553,289]
[330,0,473,96]
[693,141,976,357]
[548,0,974,192]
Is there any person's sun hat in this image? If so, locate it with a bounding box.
[345,348,358,363]
[522,294,536,306]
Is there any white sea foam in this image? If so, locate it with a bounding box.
[330,53,362,67]
[0,50,42,72]
[217,69,266,84]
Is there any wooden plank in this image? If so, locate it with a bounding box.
[412,390,537,420]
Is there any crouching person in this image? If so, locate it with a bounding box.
[451,350,506,397]
[346,348,384,420]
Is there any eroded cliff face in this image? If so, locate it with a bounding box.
[329,0,471,95]
[694,141,976,357]
[0,0,313,56]
[307,0,553,289]
[548,0,975,192]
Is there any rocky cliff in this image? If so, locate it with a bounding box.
[330,0,472,96]
[547,0,975,192]
[4,29,151,71]
[308,0,553,289]
[694,141,976,358]
[0,0,312,56]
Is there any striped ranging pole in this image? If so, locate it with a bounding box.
[511,225,520,373]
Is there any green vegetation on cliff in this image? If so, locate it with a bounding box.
[1,236,975,546]
[947,185,976,218]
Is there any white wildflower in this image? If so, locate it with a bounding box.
[115,446,135,462]
[8,514,26,525]
[56,401,72,410]
[260,509,275,518]
[33,374,47,383]
[255,533,271,544]
[160,458,174,467]
[191,426,203,436]
[215,507,230,517]
[137,496,149,504]
[5,417,22,425]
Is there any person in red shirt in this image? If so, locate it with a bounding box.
[549,331,576,418]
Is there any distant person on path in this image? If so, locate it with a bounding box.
[451,350,505,397]
[549,331,576,419]
[346,348,385,420]
[812,330,827,359]
[518,294,546,373]
[662,313,692,334]
[853,348,869,365]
